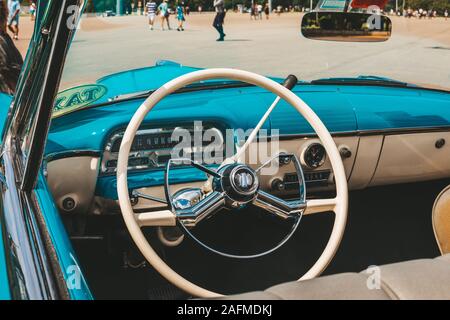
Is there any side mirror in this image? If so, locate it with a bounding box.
[301,11,392,42]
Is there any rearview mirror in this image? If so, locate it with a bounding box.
[301,11,392,42]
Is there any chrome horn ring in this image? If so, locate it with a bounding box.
[164,153,307,259]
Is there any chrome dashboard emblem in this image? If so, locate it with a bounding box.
[230,165,259,195]
[235,172,253,189]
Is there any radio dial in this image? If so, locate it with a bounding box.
[271,178,285,191]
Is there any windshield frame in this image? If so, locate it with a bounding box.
[4,0,84,192]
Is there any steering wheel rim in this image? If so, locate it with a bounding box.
[117,68,348,298]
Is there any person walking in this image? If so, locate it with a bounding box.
[176,1,185,31]
[213,0,225,41]
[0,0,23,94]
[250,2,256,20]
[257,3,263,20]
[264,2,269,19]
[7,0,20,40]
[406,7,412,18]
[29,1,36,21]
[146,0,157,30]
[158,0,171,30]
[445,9,448,20]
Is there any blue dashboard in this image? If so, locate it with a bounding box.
[43,62,450,200]
[47,62,450,156]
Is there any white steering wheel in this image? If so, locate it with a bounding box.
[117,68,348,298]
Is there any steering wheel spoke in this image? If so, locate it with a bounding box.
[253,190,306,219]
[176,191,226,227]
[135,210,176,227]
[164,158,225,227]
[304,198,338,215]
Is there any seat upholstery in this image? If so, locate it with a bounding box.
[432,185,450,254]
[220,254,450,300]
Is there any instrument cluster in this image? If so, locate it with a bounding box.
[101,123,225,175]
[101,123,349,198]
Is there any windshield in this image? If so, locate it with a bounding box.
[59,0,450,98]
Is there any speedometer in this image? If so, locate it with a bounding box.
[302,143,326,169]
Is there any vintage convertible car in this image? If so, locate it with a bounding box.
[0,1,449,300]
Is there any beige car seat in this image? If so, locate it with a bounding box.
[432,185,450,254]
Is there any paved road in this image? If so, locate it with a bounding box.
[16,13,450,90]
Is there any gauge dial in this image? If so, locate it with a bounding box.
[303,143,326,169]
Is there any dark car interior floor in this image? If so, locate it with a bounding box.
[69,179,447,299]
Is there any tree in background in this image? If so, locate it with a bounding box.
[77,0,450,14]
[83,0,117,13]
[405,0,450,12]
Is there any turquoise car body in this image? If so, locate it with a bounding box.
[1,37,450,300]
[0,92,92,299]
[0,200,10,300]
[2,59,450,299]
[0,93,12,300]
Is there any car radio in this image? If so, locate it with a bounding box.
[101,124,225,175]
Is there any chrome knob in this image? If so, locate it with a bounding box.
[271,179,285,191]
[339,147,352,159]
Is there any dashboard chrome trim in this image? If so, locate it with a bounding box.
[276,126,450,140]
[44,150,101,163]
[101,125,225,175]
[43,126,450,163]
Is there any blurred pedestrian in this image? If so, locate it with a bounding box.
[146,0,157,30]
[257,3,263,19]
[158,0,171,30]
[29,1,36,21]
[250,2,256,20]
[213,0,225,41]
[406,7,412,18]
[276,5,282,16]
[445,9,448,20]
[264,2,269,19]
[7,0,20,40]
[0,0,23,94]
[176,1,185,31]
